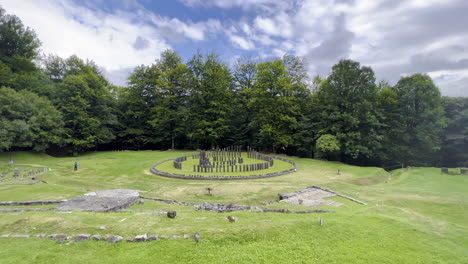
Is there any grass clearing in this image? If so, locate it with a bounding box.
[0,151,467,263]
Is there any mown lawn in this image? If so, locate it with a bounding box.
[0,151,467,263]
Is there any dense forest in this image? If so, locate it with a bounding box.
[0,7,467,168]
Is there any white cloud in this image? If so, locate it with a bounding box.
[1,0,224,85]
[2,0,170,72]
[228,34,255,50]
[178,0,286,11]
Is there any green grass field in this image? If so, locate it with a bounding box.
[0,151,467,263]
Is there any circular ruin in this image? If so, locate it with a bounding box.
[150,147,297,180]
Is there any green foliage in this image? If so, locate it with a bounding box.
[392,74,446,166]
[441,97,468,167]
[315,134,340,160]
[54,68,116,154]
[250,58,308,152]
[0,7,40,68]
[316,59,382,163]
[187,52,234,148]
[0,87,64,151]
[148,50,190,149]
[0,151,467,263]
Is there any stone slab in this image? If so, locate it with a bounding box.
[57,189,139,212]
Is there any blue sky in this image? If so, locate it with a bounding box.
[2,0,467,96]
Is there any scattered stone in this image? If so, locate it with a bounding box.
[148,234,158,241]
[126,237,134,242]
[48,234,57,240]
[159,235,168,240]
[55,234,68,243]
[75,234,91,242]
[99,226,106,230]
[196,202,252,212]
[138,199,145,205]
[183,234,190,239]
[193,232,200,243]
[119,218,127,222]
[34,234,46,238]
[159,211,166,217]
[91,234,101,241]
[167,210,176,218]
[107,235,123,244]
[0,235,9,238]
[102,234,111,241]
[134,234,147,242]
[227,216,238,222]
[11,234,30,238]
[172,235,181,240]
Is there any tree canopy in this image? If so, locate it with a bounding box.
[0,6,465,168]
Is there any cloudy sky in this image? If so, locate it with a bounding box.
[2,0,467,96]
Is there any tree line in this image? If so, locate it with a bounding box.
[1,7,467,168]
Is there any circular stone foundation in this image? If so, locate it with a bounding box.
[150,152,297,180]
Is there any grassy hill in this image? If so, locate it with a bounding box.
[0,151,466,263]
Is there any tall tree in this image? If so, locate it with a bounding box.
[0,87,64,152]
[250,58,307,152]
[315,59,382,163]
[117,64,159,149]
[229,56,257,147]
[148,50,190,149]
[0,7,40,74]
[186,52,233,149]
[52,56,117,154]
[393,74,446,166]
[440,97,468,167]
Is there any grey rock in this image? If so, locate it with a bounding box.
[75,234,91,242]
[138,199,145,205]
[0,235,9,238]
[196,202,251,212]
[134,234,147,242]
[91,234,101,241]
[107,235,123,244]
[102,234,111,241]
[99,226,106,230]
[55,234,68,243]
[172,235,181,240]
[11,234,30,238]
[159,235,168,239]
[57,189,140,212]
[167,210,176,218]
[183,234,190,239]
[148,234,158,241]
[126,237,134,242]
[193,232,200,243]
[48,234,57,240]
[227,216,238,222]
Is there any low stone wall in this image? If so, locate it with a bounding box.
[0,233,195,244]
[0,200,66,206]
[150,155,297,181]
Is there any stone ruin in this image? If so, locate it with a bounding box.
[184,146,274,173]
[0,167,49,184]
[57,189,139,212]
